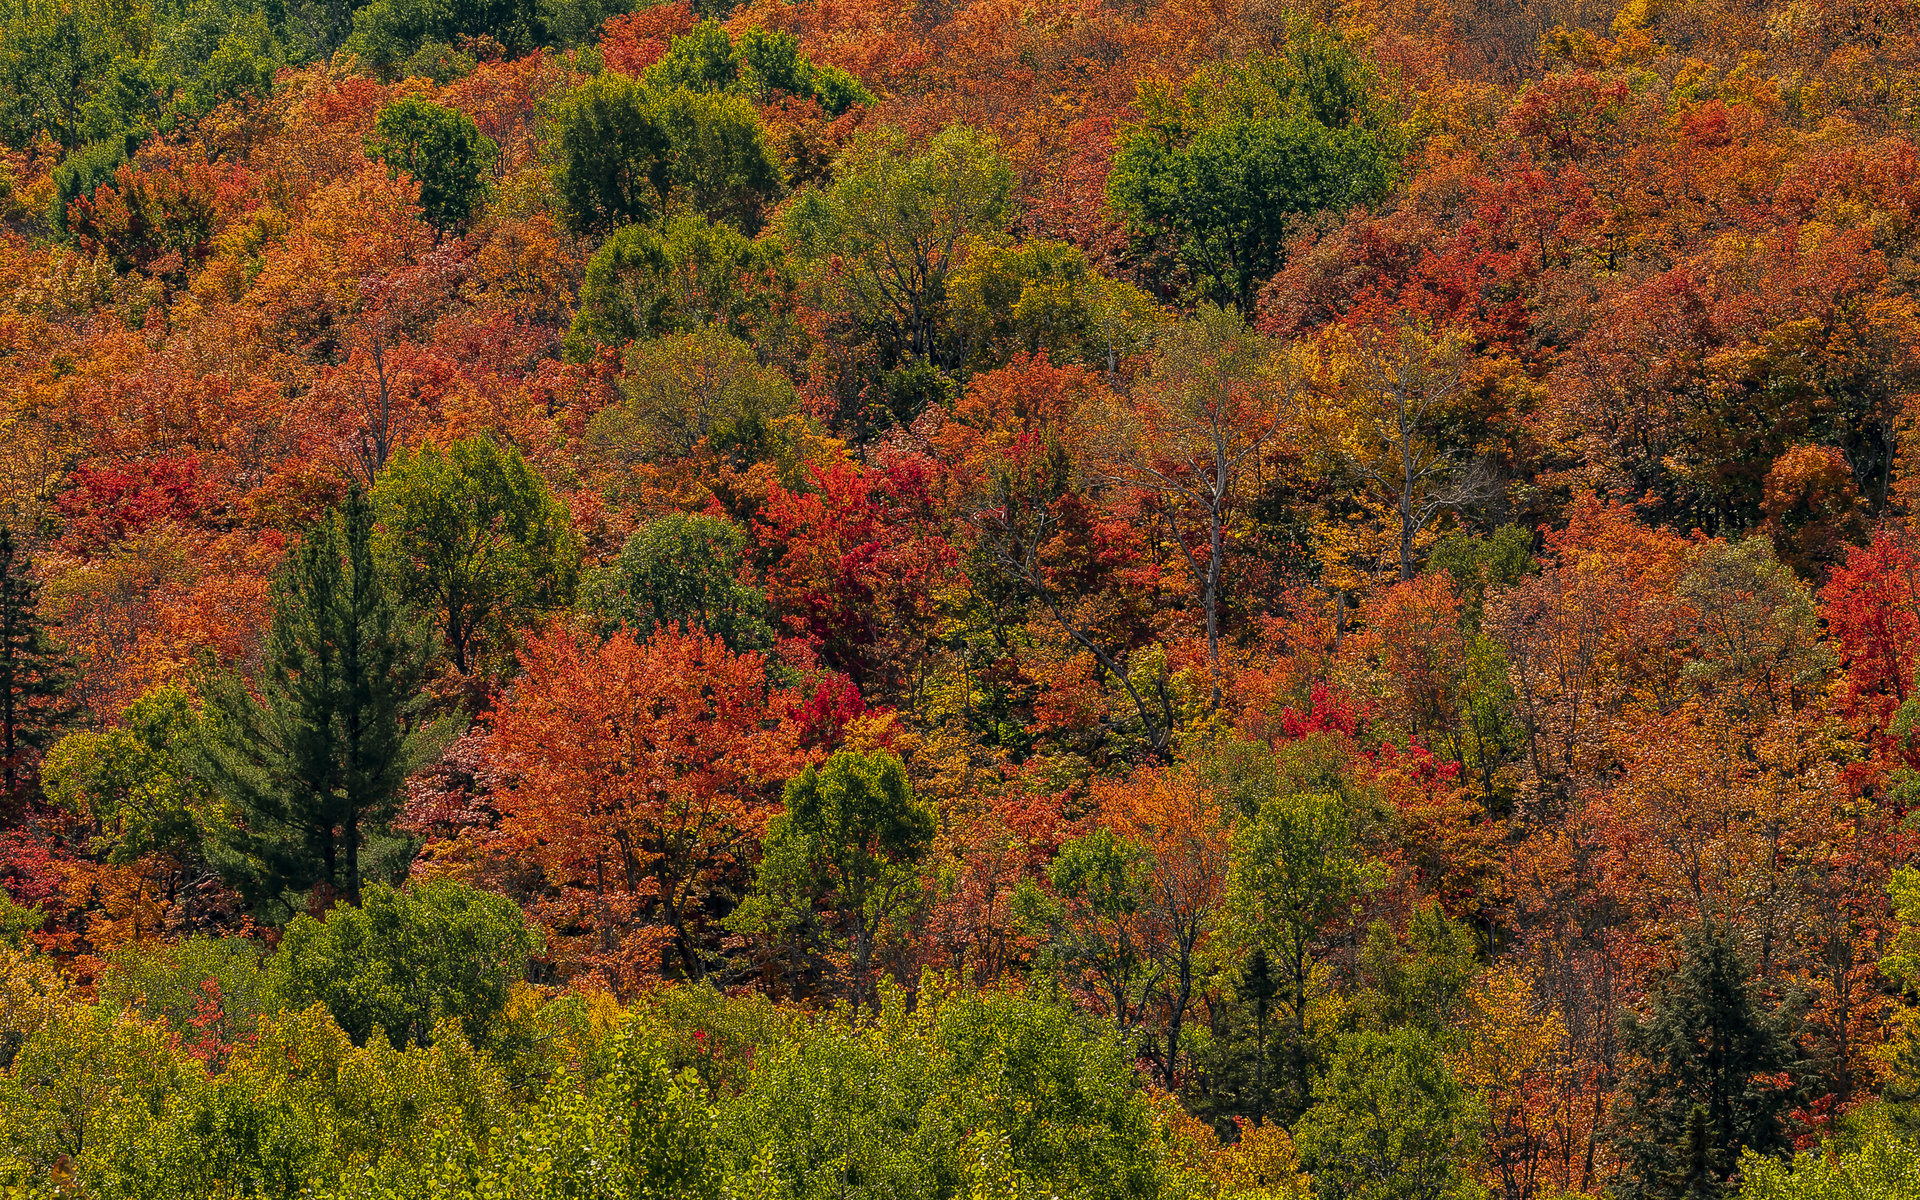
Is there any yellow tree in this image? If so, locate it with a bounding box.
[1453,966,1574,1200]
[1306,323,1483,582]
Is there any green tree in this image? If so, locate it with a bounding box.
[587,326,798,465]
[165,9,280,122]
[549,70,670,235]
[371,437,580,679]
[534,0,628,48]
[1426,524,1535,630]
[0,893,41,947]
[1353,903,1479,1035]
[0,0,151,153]
[647,18,736,92]
[320,1015,717,1199]
[275,878,536,1049]
[641,20,872,114]
[1876,866,1920,1132]
[282,0,356,61]
[713,983,1166,1200]
[1015,826,1161,1049]
[782,123,1013,368]
[1225,788,1370,1119]
[365,96,499,235]
[587,512,772,652]
[947,238,1164,373]
[734,750,936,1010]
[651,87,784,235]
[1737,1134,1920,1200]
[1106,30,1399,311]
[549,73,782,236]
[563,213,792,360]
[97,935,279,1049]
[0,523,75,805]
[1610,922,1803,1200]
[1294,1027,1482,1200]
[735,25,807,101]
[43,686,214,871]
[196,489,448,913]
[345,0,536,74]
[805,62,872,118]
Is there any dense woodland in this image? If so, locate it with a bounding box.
[9,0,1920,1194]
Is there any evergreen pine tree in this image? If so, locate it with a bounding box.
[0,524,75,806]
[198,489,450,913]
[1610,921,1802,1199]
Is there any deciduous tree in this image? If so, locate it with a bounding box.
[491,622,804,987]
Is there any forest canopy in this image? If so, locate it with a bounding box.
[8,0,1920,1197]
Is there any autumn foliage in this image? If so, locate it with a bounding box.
[11,0,1920,1193]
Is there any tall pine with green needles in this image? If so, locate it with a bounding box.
[1610,920,1803,1199]
[198,489,452,913]
[0,524,75,806]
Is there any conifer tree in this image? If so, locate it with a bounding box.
[198,489,449,913]
[1609,921,1802,1199]
[0,524,74,806]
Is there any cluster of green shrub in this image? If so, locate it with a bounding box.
[0,884,1185,1200]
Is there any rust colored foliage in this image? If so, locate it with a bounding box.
[489,623,809,992]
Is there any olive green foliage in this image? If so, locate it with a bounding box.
[1106,23,1400,311]
[549,70,783,235]
[1880,869,1920,1113]
[733,750,937,1008]
[714,983,1168,1200]
[949,238,1164,373]
[1293,1027,1483,1200]
[345,0,537,73]
[1737,1134,1920,1199]
[390,37,475,82]
[2,0,283,192]
[1015,825,1169,1057]
[563,212,792,360]
[647,17,735,90]
[587,325,798,463]
[372,436,580,678]
[783,124,1013,369]
[349,0,633,59]
[364,96,499,234]
[586,511,773,651]
[0,522,78,801]
[0,0,151,152]
[276,879,537,1050]
[663,87,787,227]
[1426,524,1535,628]
[1353,904,1479,1035]
[97,935,279,1045]
[1678,538,1835,721]
[0,941,512,1200]
[195,490,449,915]
[0,892,42,947]
[1226,787,1374,1119]
[548,70,671,234]
[2,941,1184,1200]
[533,0,627,49]
[167,7,280,117]
[48,133,137,234]
[317,982,1170,1200]
[43,685,217,867]
[646,20,874,115]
